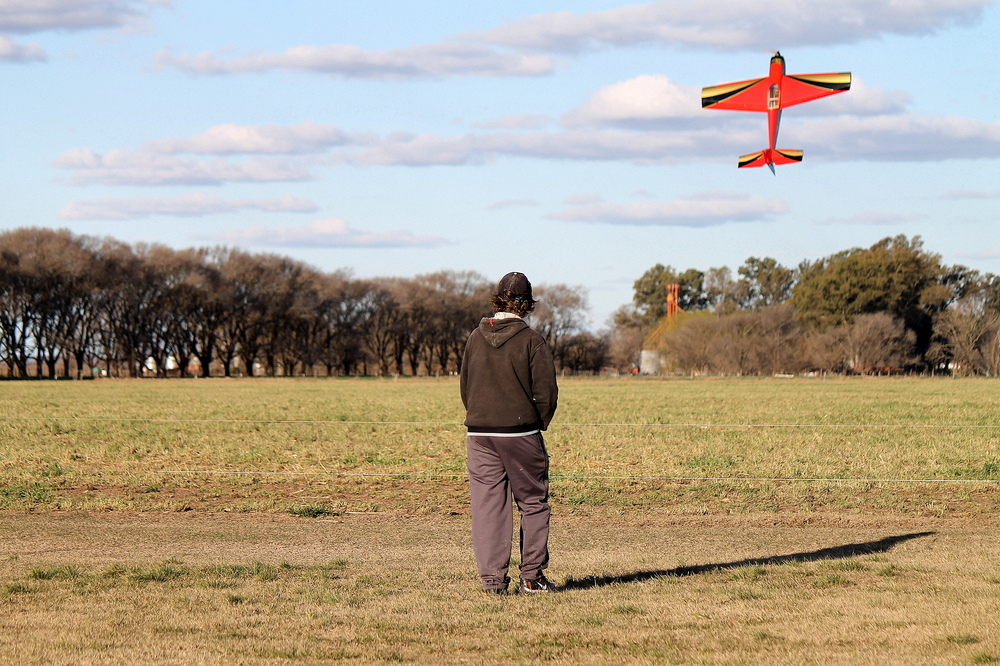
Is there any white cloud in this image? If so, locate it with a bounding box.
[54,97,1000,189]
[154,41,553,79]
[145,121,355,155]
[0,0,167,33]
[562,75,702,127]
[330,105,1000,165]
[939,190,1000,199]
[59,192,317,220]
[565,194,604,205]
[334,132,485,166]
[783,114,1000,161]
[819,211,925,226]
[957,248,1000,259]
[474,0,989,52]
[145,1,985,85]
[0,34,44,62]
[332,126,758,166]
[486,198,538,210]
[546,192,787,226]
[474,114,552,130]
[793,78,910,116]
[562,75,908,129]
[53,147,312,185]
[202,218,449,249]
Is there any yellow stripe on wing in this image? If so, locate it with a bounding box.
[701,78,764,108]
[787,72,852,90]
[738,151,765,168]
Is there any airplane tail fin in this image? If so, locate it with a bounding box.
[772,149,803,165]
[738,151,768,168]
[738,148,803,171]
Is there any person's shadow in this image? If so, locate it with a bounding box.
[561,531,934,591]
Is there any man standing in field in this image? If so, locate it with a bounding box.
[460,272,558,594]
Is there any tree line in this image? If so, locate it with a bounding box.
[615,235,1000,376]
[0,228,604,379]
[7,229,1000,379]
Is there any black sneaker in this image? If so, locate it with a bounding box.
[518,574,557,594]
[484,587,509,595]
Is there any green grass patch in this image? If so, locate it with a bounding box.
[2,376,1000,516]
[128,561,189,583]
[947,634,982,645]
[815,573,852,588]
[0,482,54,507]
[29,565,80,580]
[3,582,36,595]
[288,504,340,518]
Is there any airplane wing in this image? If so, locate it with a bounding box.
[780,72,851,107]
[701,77,768,111]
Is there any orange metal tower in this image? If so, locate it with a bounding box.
[666,283,681,318]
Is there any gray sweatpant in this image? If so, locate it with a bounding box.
[466,433,550,590]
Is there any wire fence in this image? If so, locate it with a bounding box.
[149,469,1000,484]
[3,416,1000,429]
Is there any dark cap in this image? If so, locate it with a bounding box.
[497,272,532,298]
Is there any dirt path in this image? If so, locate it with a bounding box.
[3,511,995,572]
[3,512,999,665]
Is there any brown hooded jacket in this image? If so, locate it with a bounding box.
[460,316,558,433]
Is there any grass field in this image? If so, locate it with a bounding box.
[2,376,1000,663]
[2,376,999,515]
[3,512,999,665]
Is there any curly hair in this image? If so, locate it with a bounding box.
[490,291,536,317]
[490,272,536,316]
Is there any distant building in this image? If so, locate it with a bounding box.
[639,349,662,375]
[638,283,683,376]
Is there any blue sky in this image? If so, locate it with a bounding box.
[2,0,999,326]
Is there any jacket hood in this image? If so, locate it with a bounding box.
[476,316,528,349]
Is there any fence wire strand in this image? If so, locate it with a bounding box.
[150,469,1000,484]
[3,416,1000,429]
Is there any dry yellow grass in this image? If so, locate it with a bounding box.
[2,513,999,664]
[2,376,1000,663]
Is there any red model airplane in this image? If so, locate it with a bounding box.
[702,52,851,172]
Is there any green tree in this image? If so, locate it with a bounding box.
[631,264,705,323]
[738,257,795,309]
[791,236,943,345]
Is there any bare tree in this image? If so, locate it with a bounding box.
[430,271,491,375]
[18,229,100,378]
[607,312,646,374]
[709,311,760,376]
[254,256,309,376]
[844,313,916,373]
[980,321,1000,376]
[802,327,849,374]
[530,284,589,371]
[98,241,176,377]
[660,306,802,376]
[0,228,45,376]
[283,267,335,377]
[755,303,803,375]
[365,285,404,376]
[561,331,610,374]
[662,314,718,375]
[932,304,996,377]
[320,274,373,376]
